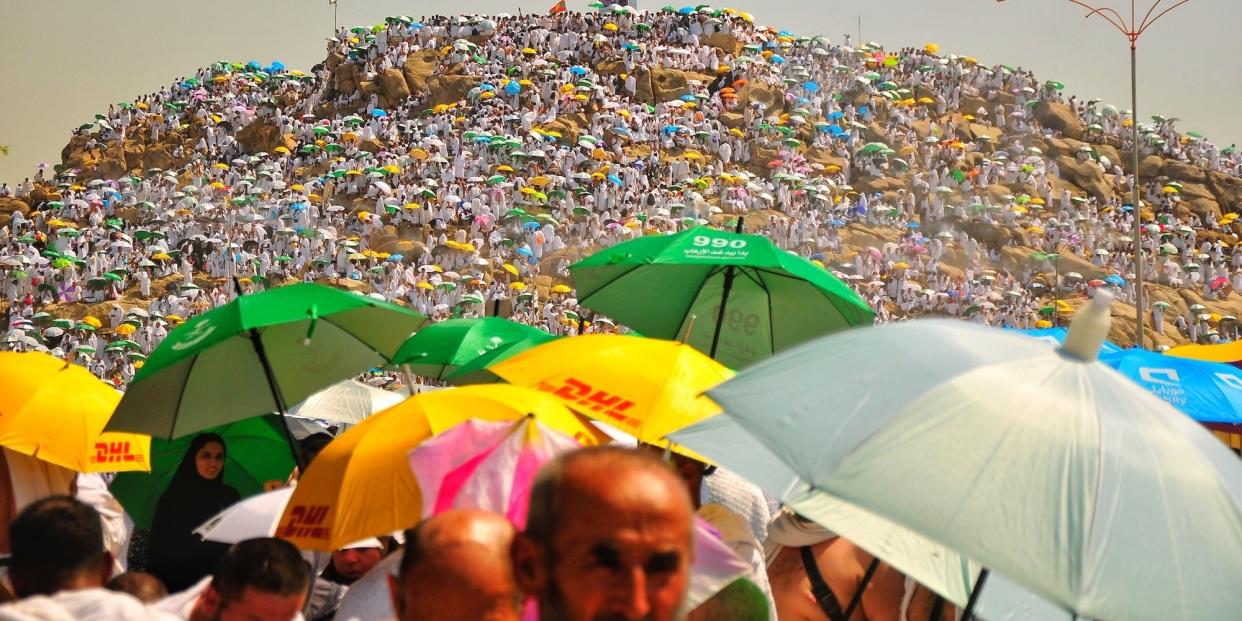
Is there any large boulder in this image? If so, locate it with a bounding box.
[375,68,411,108]
[1207,170,1242,215]
[402,50,440,93]
[0,198,30,217]
[334,63,361,95]
[1056,156,1110,198]
[700,33,740,55]
[1033,102,1085,140]
[1162,159,1207,184]
[424,75,479,108]
[236,120,286,154]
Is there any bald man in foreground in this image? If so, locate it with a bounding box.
[388,509,522,621]
[512,446,697,621]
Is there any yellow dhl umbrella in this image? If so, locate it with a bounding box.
[489,334,732,455]
[276,385,607,550]
[0,351,150,473]
[551,284,573,294]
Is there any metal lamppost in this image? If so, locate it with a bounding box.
[1000,0,1194,349]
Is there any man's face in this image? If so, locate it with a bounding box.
[207,586,306,621]
[332,547,383,580]
[523,470,694,621]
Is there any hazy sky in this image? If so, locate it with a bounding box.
[2,0,1238,184]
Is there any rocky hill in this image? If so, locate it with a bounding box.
[5,7,1242,361]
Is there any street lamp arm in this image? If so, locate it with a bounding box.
[1136,0,1193,36]
[1065,1,1133,37]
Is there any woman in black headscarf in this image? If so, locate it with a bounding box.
[146,433,240,592]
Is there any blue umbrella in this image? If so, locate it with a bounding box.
[1101,349,1242,424]
[504,81,521,95]
[1013,327,1124,356]
[679,94,696,102]
[661,125,682,134]
[267,61,286,73]
[803,81,820,93]
[479,83,496,91]
[522,221,542,231]
[516,246,535,257]
[370,108,388,118]
[770,55,786,64]
[387,254,404,262]
[828,111,845,120]
[569,65,589,76]
[678,6,695,14]
[607,174,623,186]
[1104,274,1126,287]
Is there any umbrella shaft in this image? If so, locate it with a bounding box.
[709,265,736,359]
[960,568,989,620]
[248,329,305,471]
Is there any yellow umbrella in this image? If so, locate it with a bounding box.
[510,281,528,291]
[489,334,732,448]
[551,284,573,294]
[212,163,230,170]
[82,316,102,328]
[275,385,607,550]
[274,146,291,155]
[502,263,519,276]
[603,22,619,31]
[529,175,549,186]
[416,281,435,290]
[0,352,150,473]
[115,324,136,337]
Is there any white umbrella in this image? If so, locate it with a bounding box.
[195,487,293,543]
[288,379,406,425]
[701,292,1242,620]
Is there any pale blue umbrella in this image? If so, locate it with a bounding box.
[671,415,1070,621]
[700,293,1242,620]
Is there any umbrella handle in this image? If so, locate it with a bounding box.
[960,568,989,621]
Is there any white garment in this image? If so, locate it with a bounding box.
[0,589,179,621]
[75,474,132,577]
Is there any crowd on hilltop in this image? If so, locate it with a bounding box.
[4,7,1242,385]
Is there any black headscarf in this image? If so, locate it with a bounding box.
[147,433,241,593]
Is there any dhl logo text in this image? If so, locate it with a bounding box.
[276,504,330,541]
[90,442,145,465]
[537,378,641,430]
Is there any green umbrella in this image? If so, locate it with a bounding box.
[110,416,296,529]
[392,317,551,380]
[442,332,561,385]
[105,283,426,461]
[570,224,874,369]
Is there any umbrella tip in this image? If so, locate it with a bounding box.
[1061,290,1113,362]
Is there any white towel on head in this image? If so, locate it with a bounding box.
[762,507,837,566]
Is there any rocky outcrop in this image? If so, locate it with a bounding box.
[236,120,295,155]
[1033,101,1085,140]
[1056,156,1110,199]
[375,68,412,109]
